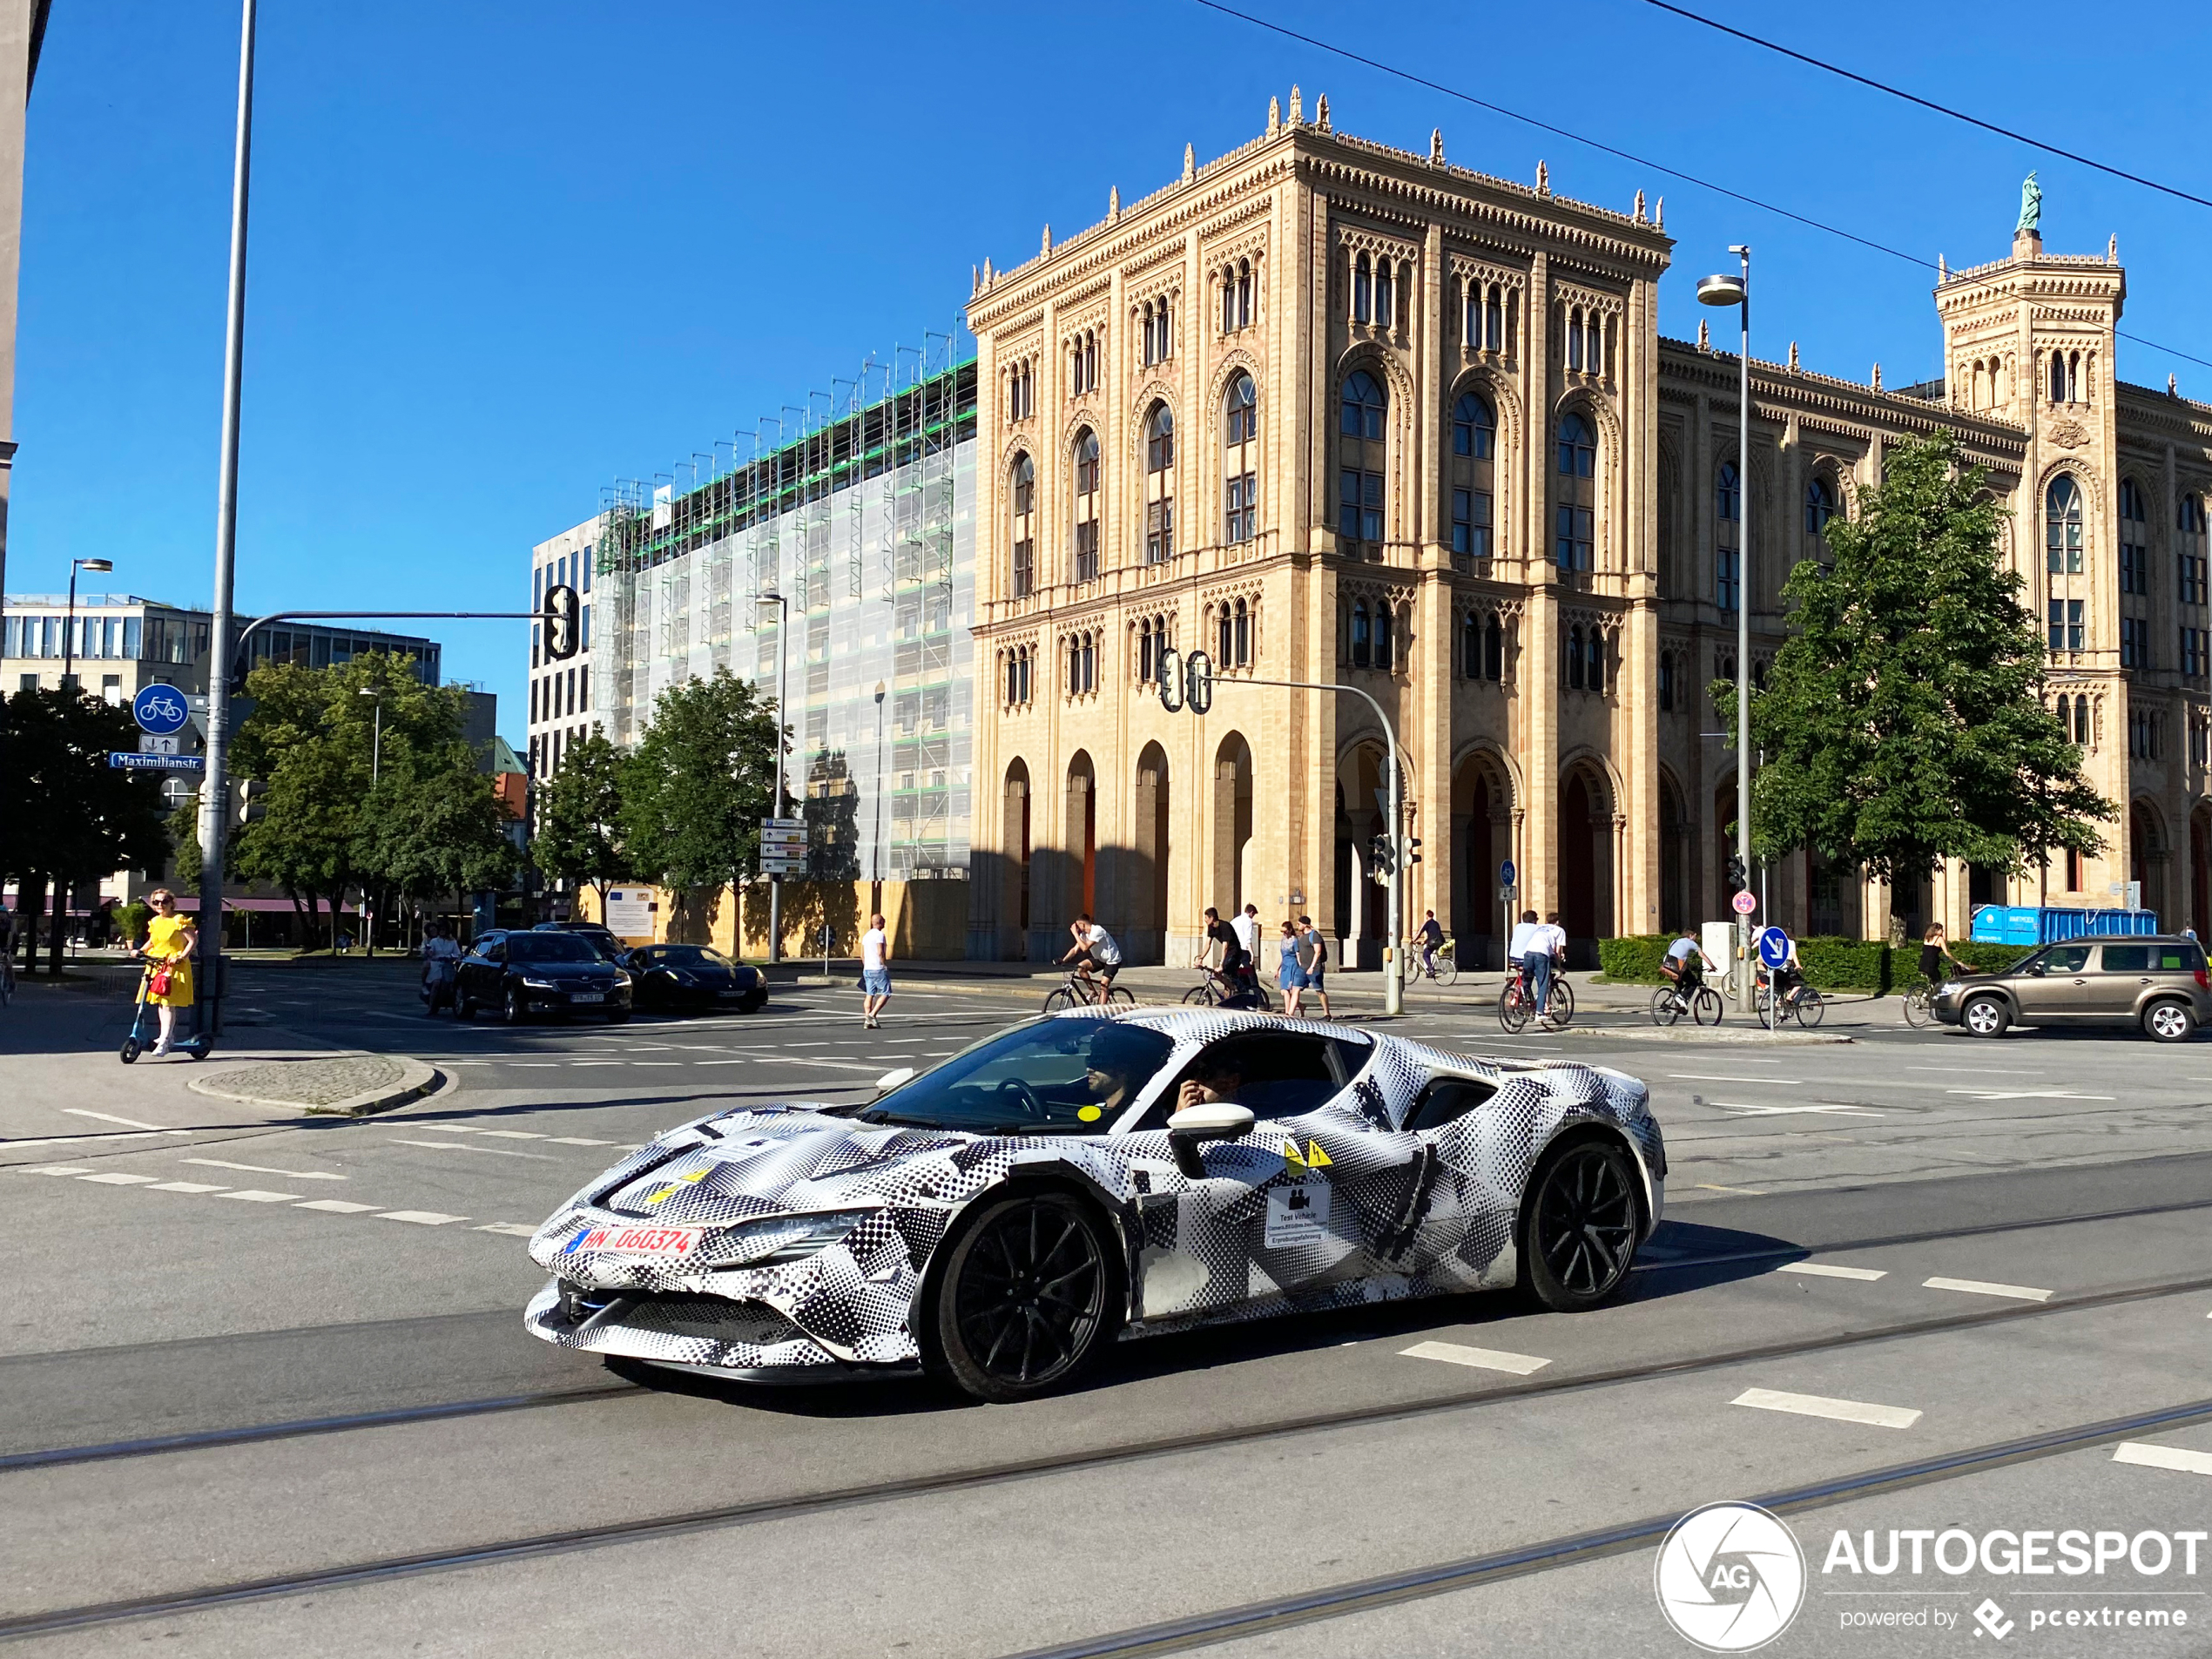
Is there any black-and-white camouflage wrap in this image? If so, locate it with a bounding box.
[523,1009,1665,1378]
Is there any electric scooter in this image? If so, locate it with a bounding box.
[119,965,213,1063]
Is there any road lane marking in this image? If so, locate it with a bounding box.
[18,1164,96,1176]
[62,1109,182,1132]
[1399,1340,1551,1375]
[389,1139,559,1161]
[1732,1387,1920,1429]
[546,1137,614,1147]
[1777,1262,1887,1282]
[218,1190,301,1204]
[2113,1442,2212,1477]
[475,1223,539,1238]
[295,1199,379,1214]
[566,1061,627,1067]
[628,1062,682,1068]
[145,1181,227,1193]
[185,1159,347,1181]
[78,1172,161,1185]
[475,1130,548,1139]
[1945,1089,2114,1102]
[1716,1103,1885,1117]
[376,1210,468,1225]
[1669,1075,1804,1084]
[1923,1276,2051,1302]
[1907,1066,2042,1075]
[1691,1183,1766,1195]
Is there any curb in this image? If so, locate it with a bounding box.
[188,1055,442,1117]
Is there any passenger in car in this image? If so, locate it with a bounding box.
[1176,1050,1245,1114]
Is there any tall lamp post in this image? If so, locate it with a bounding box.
[62,558,113,686]
[1697,246,1754,1004]
[872,679,887,887]
[356,685,384,786]
[756,590,789,962]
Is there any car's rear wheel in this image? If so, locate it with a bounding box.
[934,1192,1116,1402]
[1521,1136,1640,1312]
[2145,999,2195,1043]
[1962,995,2009,1038]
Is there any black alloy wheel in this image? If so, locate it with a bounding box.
[503,983,527,1025]
[935,1192,1115,1402]
[1522,1137,1640,1312]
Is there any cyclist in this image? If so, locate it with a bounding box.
[1057,913,1123,1006]
[1196,906,1255,1008]
[1414,910,1446,979]
[1919,923,1964,987]
[1507,908,1551,1015]
[1660,932,1713,1005]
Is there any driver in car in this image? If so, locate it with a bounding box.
[1176,1051,1244,1115]
[1082,1025,1158,1122]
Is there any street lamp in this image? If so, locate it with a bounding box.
[1698,247,1754,1005]
[357,685,383,786]
[873,679,887,887]
[62,559,113,686]
[756,590,789,962]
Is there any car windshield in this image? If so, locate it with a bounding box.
[860,1016,1177,1136]
[645,946,733,968]
[507,934,602,964]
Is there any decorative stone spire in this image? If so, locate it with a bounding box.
[1183,143,1195,184]
[1042,224,1051,257]
[1536,159,1549,195]
[1289,85,1302,125]
[1697,318,1710,352]
[1315,92,1330,132]
[1938,253,1947,281]
[1634,188,1646,221]
[1871,362,1884,391]
[970,265,980,297]
[1788,341,1800,372]
[1654,196,1663,228]
[2171,374,2181,398]
[1108,185,1120,223]
[2109,233,2120,263]
[983,256,994,285]
[1430,127,1444,164]
[1268,95,1280,134]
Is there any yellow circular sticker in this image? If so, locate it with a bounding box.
[1077,1105,1103,1122]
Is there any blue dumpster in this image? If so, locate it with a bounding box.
[1969,905,2161,945]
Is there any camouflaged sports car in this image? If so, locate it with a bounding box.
[523,1008,1666,1401]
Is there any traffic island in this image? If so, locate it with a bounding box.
[188,1053,442,1116]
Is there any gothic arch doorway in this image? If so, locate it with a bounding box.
[1134,742,1170,962]
[1560,764,1614,959]
[1212,732,1253,915]
[1003,759,1031,954]
[1067,751,1097,921]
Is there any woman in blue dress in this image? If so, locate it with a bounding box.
[1275,919,1308,1016]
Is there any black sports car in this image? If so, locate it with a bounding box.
[621,944,767,1015]
[457,928,633,1023]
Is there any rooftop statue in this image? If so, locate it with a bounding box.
[2017,172,2041,236]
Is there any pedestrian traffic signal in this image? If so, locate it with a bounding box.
[544,584,582,661]
[1368,834,1396,878]
[1726,853,1748,894]
[1157,647,1184,712]
[1185,649,1214,716]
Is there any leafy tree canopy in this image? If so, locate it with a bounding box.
[619,670,781,894]
[0,687,170,889]
[535,727,631,899]
[1716,430,2110,885]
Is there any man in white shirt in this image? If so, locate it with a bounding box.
[1056,913,1123,1006]
[1231,904,1260,966]
[860,913,891,1028]
[1507,907,1552,1013]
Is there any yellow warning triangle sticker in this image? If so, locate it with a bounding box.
[1281,1137,1305,1168]
[1305,1140,1333,1169]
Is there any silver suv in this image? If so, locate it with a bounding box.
[1932,934,2212,1042]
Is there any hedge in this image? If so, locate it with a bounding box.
[1596,934,2036,994]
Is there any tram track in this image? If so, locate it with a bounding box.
[4,1265,2211,1642]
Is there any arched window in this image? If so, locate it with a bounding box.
[1716,461,1742,610]
[1071,329,1099,397]
[1223,373,1258,544]
[1461,609,1480,678]
[1804,475,1838,543]
[1233,597,1251,667]
[1339,370,1387,559]
[2048,350,2080,405]
[1350,602,1372,669]
[1136,617,1155,684]
[1555,413,1596,573]
[1587,627,1606,694]
[1020,646,1032,705]
[1352,253,1372,324]
[2118,479,2149,597]
[1659,650,1676,711]
[1451,390,1496,567]
[1485,613,1503,682]
[1566,307,1582,373]
[1143,402,1176,564]
[2046,475,2083,574]
[1567,624,1585,690]
[2074,694,2090,746]
[2178,492,2209,607]
[1217,604,1232,665]
[1008,361,1033,422]
[1375,259,1395,330]
[1072,428,1101,582]
[1222,259,1253,333]
[1081,631,1096,693]
[1373,600,1394,671]
[1008,452,1035,599]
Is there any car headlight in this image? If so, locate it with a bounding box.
[701,1211,867,1268]
[522,976,558,989]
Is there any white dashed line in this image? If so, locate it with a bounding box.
[376,1210,468,1226]
[62,1109,183,1132]
[18,1165,96,1177]
[2112,1442,2212,1478]
[1669,1075,1805,1084]
[1399,1340,1552,1375]
[1776,1262,1887,1282]
[546,1137,615,1147]
[567,1061,628,1067]
[1731,1387,1921,1429]
[184,1159,347,1182]
[475,1130,548,1140]
[1923,1276,2051,1302]
[295,1199,379,1214]
[218,1190,301,1204]
[474,1223,539,1238]
[78,1172,160,1186]
[1715,1103,1885,1117]
[389,1139,558,1161]
[145,1181,227,1193]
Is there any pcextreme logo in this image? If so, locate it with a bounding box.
[1655,1502,1808,1652]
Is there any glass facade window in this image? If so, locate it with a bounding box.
[2048,598,2084,653]
[2046,475,2084,573]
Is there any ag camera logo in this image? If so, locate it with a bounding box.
[1656,1501,1806,1652]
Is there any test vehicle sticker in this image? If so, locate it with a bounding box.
[563,1224,702,1258]
[1264,1181,1332,1248]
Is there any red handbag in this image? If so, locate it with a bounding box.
[147,962,173,997]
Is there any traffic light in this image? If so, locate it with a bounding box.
[1157,647,1184,711]
[1726,853,1748,894]
[1184,649,1215,716]
[240,778,268,823]
[544,584,582,662]
[1406,837,1424,866]
[1368,834,1396,878]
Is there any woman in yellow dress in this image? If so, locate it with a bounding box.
[137,888,197,1056]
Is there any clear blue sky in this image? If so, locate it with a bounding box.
[17,0,2210,738]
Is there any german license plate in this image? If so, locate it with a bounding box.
[563,1224,701,1258]
[570,991,604,1004]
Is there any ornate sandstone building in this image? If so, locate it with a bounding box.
[962,96,2212,967]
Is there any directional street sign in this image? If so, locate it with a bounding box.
[760,831,808,852]
[764,817,805,831]
[132,685,189,737]
[138,733,183,755]
[1498,859,1516,888]
[1757,927,1792,969]
[109,752,204,772]
[1731,889,1758,916]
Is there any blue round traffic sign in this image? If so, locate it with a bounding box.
[1757,927,1792,969]
[133,685,189,736]
[1499,860,1516,887]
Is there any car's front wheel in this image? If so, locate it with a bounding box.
[933,1191,1116,1402]
[2145,999,2195,1043]
[502,984,527,1025]
[1962,995,2009,1038]
[1521,1136,1640,1312]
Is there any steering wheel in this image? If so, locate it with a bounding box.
[995,1077,1048,1120]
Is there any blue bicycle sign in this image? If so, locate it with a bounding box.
[132,685,189,737]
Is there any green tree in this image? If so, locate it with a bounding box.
[0,688,171,974]
[1718,430,2110,891]
[353,746,520,914]
[535,727,630,903]
[620,671,781,919]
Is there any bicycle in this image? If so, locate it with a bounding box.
[1900,978,1937,1028]
[1043,967,1135,1013]
[1650,975,1723,1027]
[1499,969,1573,1033]
[1181,966,1271,1010]
[1753,972,1825,1028]
[1406,937,1459,988]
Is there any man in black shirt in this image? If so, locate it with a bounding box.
[1196,906,1256,1007]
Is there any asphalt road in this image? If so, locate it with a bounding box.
[3,960,2209,1656]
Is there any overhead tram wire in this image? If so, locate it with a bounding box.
[1644,0,2212,215]
[1187,0,2212,375]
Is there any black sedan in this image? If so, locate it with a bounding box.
[620,944,767,1015]
[457,929,634,1023]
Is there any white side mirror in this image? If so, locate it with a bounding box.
[1168,1102,1256,1139]
[875,1066,916,1095]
